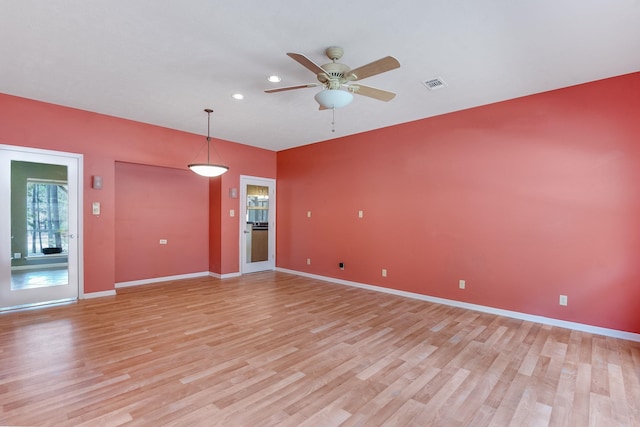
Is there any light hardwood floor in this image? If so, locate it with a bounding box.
[1,271,639,426]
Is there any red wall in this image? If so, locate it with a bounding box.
[209,179,223,274]
[0,94,276,292]
[276,72,640,333]
[114,162,209,282]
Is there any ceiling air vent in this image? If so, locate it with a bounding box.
[422,77,447,90]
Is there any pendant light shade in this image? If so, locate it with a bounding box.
[188,163,228,177]
[314,89,353,109]
[188,108,229,177]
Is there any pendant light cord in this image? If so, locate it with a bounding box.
[206,111,211,163]
[205,109,225,164]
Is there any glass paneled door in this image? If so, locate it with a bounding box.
[0,146,81,310]
[240,176,275,274]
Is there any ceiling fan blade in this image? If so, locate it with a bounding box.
[349,84,396,102]
[345,56,400,81]
[264,83,320,93]
[287,53,326,75]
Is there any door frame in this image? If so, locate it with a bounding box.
[239,175,276,274]
[0,144,83,309]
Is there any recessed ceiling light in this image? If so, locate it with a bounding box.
[267,75,282,83]
[232,93,244,100]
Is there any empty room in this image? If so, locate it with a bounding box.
[1,1,640,426]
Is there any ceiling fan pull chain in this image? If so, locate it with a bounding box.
[331,107,336,132]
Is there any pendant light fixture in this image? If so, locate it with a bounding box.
[188,108,229,177]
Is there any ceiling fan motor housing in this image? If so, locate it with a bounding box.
[318,62,350,88]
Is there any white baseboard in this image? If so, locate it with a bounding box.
[222,272,241,279]
[208,271,241,279]
[115,271,210,288]
[276,268,640,343]
[82,290,116,299]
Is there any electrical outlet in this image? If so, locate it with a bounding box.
[159,239,168,245]
[559,295,568,306]
[358,210,364,218]
[459,280,465,289]
[382,268,387,277]
[307,211,312,218]
[307,258,311,265]
[339,262,344,270]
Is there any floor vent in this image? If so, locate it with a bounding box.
[422,77,447,90]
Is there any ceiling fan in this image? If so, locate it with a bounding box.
[265,46,400,109]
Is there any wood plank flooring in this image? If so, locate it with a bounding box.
[1,271,639,426]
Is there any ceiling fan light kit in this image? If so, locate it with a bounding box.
[314,89,353,109]
[188,109,229,178]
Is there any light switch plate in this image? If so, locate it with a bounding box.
[92,202,100,215]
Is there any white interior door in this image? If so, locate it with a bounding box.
[240,176,275,274]
[0,145,82,310]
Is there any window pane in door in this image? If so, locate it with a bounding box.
[26,180,69,256]
[245,185,269,263]
[10,162,69,291]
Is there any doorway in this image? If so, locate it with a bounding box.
[240,176,275,274]
[0,145,82,310]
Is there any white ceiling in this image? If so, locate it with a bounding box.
[1,1,639,152]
